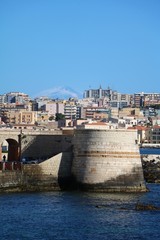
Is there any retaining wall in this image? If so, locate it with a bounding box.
[0,152,73,192]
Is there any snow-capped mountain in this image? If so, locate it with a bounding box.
[35,86,83,99]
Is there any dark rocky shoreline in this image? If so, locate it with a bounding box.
[142,155,160,183]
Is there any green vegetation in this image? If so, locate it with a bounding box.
[55,113,65,121]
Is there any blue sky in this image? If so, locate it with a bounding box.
[0,0,160,98]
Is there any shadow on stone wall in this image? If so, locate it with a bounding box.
[21,135,73,161]
[58,150,77,190]
[21,164,45,191]
[75,166,147,193]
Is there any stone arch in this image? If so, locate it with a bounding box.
[1,138,20,162]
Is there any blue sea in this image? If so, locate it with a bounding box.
[0,184,160,240]
[140,148,160,155]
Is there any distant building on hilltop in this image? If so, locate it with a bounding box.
[83,86,131,108]
[83,86,111,99]
[2,92,30,104]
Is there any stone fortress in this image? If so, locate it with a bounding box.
[0,128,147,192]
[72,129,146,192]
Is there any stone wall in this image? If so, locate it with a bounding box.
[0,152,73,192]
[39,152,74,190]
[21,134,73,160]
[0,130,150,193]
[72,129,146,192]
[0,171,23,192]
[0,132,19,144]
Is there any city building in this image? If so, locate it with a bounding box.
[83,86,111,99]
[41,101,64,118]
[64,102,77,120]
[4,92,30,104]
[134,92,160,108]
[118,107,141,118]
[36,111,49,124]
[83,86,131,108]
[82,106,111,120]
[109,91,131,108]
[1,109,37,125]
[128,126,149,144]
[77,121,117,129]
[147,125,160,144]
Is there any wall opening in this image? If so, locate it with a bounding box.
[1,138,20,162]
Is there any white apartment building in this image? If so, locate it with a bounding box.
[45,102,64,117]
[64,104,77,119]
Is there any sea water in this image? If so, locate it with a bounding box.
[140,148,160,155]
[0,184,160,240]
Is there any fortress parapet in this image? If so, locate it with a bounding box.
[72,129,147,192]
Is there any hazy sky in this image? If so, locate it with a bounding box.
[0,0,160,98]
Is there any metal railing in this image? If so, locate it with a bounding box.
[0,161,22,171]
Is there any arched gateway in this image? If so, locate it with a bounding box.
[0,132,21,162]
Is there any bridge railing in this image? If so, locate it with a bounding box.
[0,162,22,171]
[0,129,63,135]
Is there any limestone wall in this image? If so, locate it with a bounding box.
[0,152,73,192]
[0,130,148,193]
[0,132,19,144]
[72,129,146,192]
[21,134,73,160]
[40,152,72,176]
[0,171,23,192]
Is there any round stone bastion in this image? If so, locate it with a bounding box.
[72,129,147,192]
